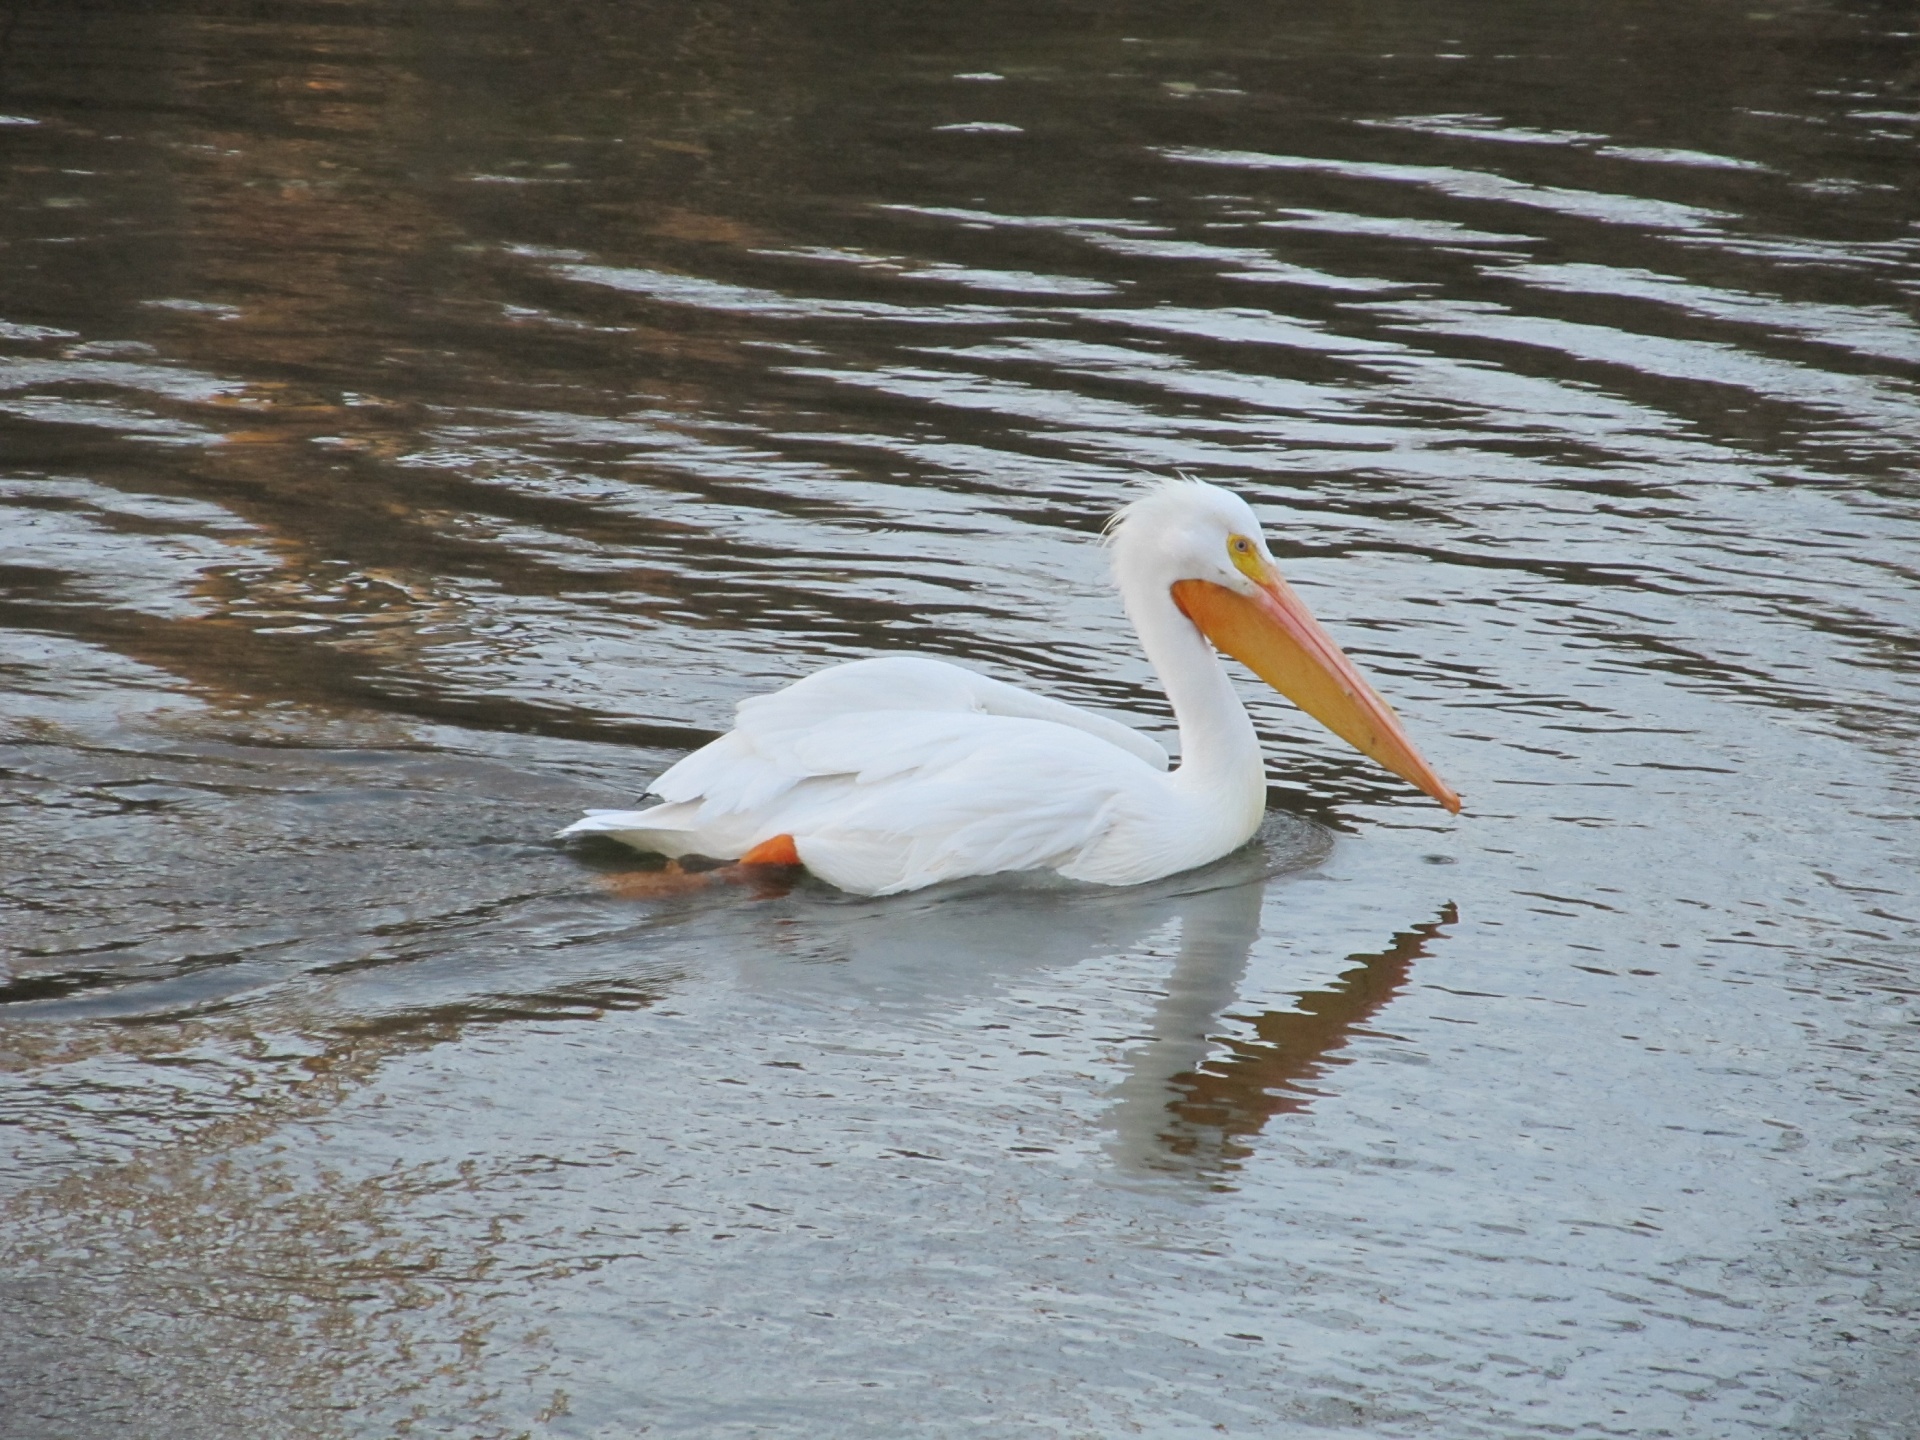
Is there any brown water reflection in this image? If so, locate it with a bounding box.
[0,1010,576,1440]
[1105,881,1456,1179]
[1169,903,1457,1157]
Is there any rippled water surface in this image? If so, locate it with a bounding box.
[3,2,1918,1435]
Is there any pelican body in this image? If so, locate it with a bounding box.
[562,481,1458,894]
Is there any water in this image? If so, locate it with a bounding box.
[2,1,1917,1435]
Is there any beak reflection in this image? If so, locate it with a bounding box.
[1111,897,1459,1179]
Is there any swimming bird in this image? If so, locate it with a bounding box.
[561,479,1459,895]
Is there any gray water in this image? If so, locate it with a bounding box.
[2,2,1917,1436]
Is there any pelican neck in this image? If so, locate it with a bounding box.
[1125,578,1265,792]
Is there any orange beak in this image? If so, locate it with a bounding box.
[1171,571,1461,813]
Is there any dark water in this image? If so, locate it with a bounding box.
[3,1,1918,1435]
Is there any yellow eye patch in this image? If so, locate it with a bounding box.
[1227,533,1266,581]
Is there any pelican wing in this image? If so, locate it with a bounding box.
[561,657,1166,894]
[645,655,1160,812]
[735,656,1166,768]
[743,709,1152,894]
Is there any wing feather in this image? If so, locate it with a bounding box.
[780,716,1144,893]
[731,656,1165,768]
[565,655,1169,892]
[652,654,1161,819]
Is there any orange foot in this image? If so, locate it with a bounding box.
[739,834,801,867]
[734,833,805,895]
[599,835,804,900]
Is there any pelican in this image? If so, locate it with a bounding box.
[562,479,1459,894]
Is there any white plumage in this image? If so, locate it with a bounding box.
[561,480,1457,894]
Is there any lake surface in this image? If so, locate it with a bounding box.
[2,2,1917,1435]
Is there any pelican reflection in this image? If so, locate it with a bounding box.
[689,813,1327,1010]
[594,814,1452,1184]
[1110,900,1458,1180]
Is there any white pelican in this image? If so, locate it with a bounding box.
[562,479,1459,894]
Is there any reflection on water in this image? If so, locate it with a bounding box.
[1113,898,1458,1179]
[604,812,1329,1014]
[3,0,1918,1435]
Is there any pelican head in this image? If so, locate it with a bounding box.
[1110,479,1461,813]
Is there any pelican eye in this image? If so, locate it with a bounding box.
[1226,533,1265,580]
